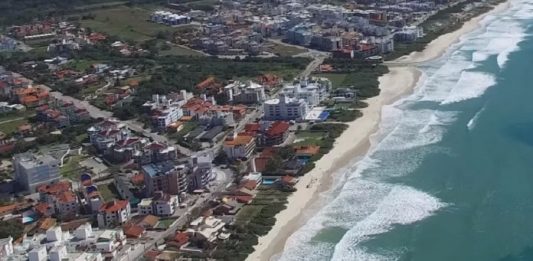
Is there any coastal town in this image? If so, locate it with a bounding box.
[0,0,506,260]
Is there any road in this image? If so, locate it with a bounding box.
[34,79,194,156]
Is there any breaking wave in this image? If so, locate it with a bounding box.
[274,2,530,261]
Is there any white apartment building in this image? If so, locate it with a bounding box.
[97,200,131,228]
[13,152,60,192]
[224,81,266,104]
[263,94,309,121]
[139,191,179,216]
[280,79,330,107]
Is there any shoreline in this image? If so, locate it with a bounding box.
[246,1,511,261]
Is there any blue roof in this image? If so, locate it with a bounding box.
[318,111,330,121]
[142,161,176,177]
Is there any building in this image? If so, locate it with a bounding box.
[143,161,189,196]
[223,133,256,160]
[224,81,266,104]
[0,236,13,257]
[139,191,179,216]
[13,152,60,192]
[88,119,130,152]
[29,246,47,261]
[263,94,309,121]
[243,121,290,147]
[37,181,79,219]
[280,79,330,107]
[187,216,227,243]
[97,200,131,228]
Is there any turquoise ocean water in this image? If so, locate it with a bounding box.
[275,1,533,260]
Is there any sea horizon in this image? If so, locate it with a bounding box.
[273,0,533,260]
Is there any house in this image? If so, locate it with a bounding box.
[37,181,79,219]
[97,200,131,228]
[169,232,189,248]
[243,121,290,147]
[223,133,256,159]
[294,145,321,161]
[137,215,160,229]
[123,223,145,238]
[187,216,227,243]
[14,86,49,107]
[138,191,179,216]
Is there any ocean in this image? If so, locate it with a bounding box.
[275,0,533,260]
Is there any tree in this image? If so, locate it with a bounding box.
[0,220,24,239]
[265,156,282,173]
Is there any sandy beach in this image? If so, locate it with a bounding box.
[246,2,510,261]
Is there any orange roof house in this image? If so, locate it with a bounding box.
[293,145,320,158]
[123,223,145,238]
[15,86,49,107]
[195,76,223,93]
[257,74,281,89]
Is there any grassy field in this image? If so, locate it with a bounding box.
[312,73,348,88]
[80,6,185,41]
[159,45,205,57]
[268,42,307,57]
[156,218,177,229]
[66,59,99,71]
[99,182,120,201]
[60,155,87,179]
[0,118,28,134]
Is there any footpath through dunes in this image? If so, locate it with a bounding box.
[247,0,513,260]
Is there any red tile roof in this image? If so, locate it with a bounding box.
[99,200,129,213]
[56,191,77,203]
[34,202,51,216]
[266,121,290,137]
[123,223,145,238]
[37,181,71,195]
[240,180,257,190]
[174,232,189,246]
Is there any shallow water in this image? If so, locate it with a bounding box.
[276,0,533,260]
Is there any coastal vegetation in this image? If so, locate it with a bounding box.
[213,188,290,261]
[386,0,506,60]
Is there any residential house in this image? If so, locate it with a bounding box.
[97,200,131,228]
[138,191,179,216]
[186,216,227,243]
[243,121,290,147]
[37,181,79,219]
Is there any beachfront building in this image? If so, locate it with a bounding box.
[13,152,60,192]
[280,79,330,107]
[263,94,309,121]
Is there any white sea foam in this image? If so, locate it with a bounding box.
[467,106,486,131]
[440,71,496,105]
[276,2,529,260]
[330,186,448,261]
